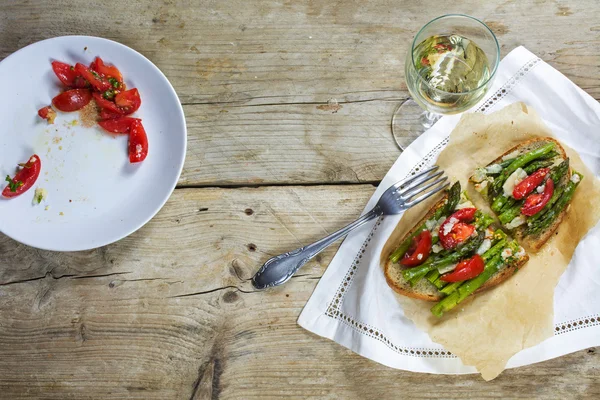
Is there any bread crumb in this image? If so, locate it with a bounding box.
[79,101,99,128]
[59,212,64,216]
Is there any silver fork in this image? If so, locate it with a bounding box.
[252,166,448,289]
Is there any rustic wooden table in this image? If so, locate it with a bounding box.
[1,1,599,398]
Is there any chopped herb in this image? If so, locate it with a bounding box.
[5,175,23,193]
[108,77,120,88]
[70,66,75,71]
[102,89,115,100]
[91,70,100,79]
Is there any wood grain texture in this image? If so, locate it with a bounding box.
[1,186,599,399]
[1,0,599,184]
[1,0,600,398]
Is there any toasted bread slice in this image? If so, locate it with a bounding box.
[477,137,570,251]
[384,195,529,302]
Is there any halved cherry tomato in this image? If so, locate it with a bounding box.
[99,108,123,120]
[93,92,123,114]
[521,178,554,216]
[2,155,42,198]
[52,89,92,112]
[114,89,141,115]
[400,230,432,267]
[51,61,88,88]
[438,208,477,250]
[129,120,148,163]
[91,57,123,83]
[98,117,141,134]
[38,106,56,124]
[513,168,550,200]
[93,89,141,116]
[440,254,485,282]
[74,63,112,92]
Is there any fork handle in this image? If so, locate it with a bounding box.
[252,206,382,289]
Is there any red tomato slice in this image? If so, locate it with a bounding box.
[74,63,112,92]
[91,57,123,83]
[52,89,92,112]
[400,230,432,267]
[98,117,141,134]
[129,120,148,163]
[513,168,550,200]
[92,92,123,114]
[440,255,485,282]
[37,106,56,124]
[2,155,42,198]
[51,61,88,88]
[99,108,123,120]
[521,178,554,216]
[438,208,477,250]
[114,89,141,115]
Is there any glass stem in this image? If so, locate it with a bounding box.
[421,111,441,129]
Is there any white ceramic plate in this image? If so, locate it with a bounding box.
[0,36,187,251]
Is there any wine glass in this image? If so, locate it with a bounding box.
[392,14,500,150]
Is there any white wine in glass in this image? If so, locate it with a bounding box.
[392,15,500,150]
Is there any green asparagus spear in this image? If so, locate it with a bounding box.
[491,195,509,212]
[526,172,583,235]
[499,157,518,168]
[403,231,485,282]
[537,150,560,161]
[440,281,461,295]
[431,254,504,317]
[498,204,522,224]
[524,159,554,175]
[474,211,495,230]
[443,182,461,216]
[426,270,445,289]
[550,158,569,183]
[489,142,555,198]
[499,197,517,213]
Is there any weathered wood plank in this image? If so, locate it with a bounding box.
[180,101,399,185]
[1,1,598,185]
[1,186,599,399]
[1,0,598,105]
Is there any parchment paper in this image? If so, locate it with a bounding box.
[381,102,600,380]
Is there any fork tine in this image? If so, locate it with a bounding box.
[402,176,448,200]
[400,170,445,194]
[393,165,439,190]
[403,181,450,208]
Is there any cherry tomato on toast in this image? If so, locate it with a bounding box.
[2,155,42,198]
[521,178,554,216]
[438,208,477,250]
[440,254,485,282]
[513,168,550,200]
[400,230,432,267]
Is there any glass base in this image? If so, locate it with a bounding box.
[391,99,441,150]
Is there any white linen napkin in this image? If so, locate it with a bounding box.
[297,46,600,374]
